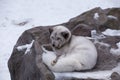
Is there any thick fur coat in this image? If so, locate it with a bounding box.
[42,26,97,72]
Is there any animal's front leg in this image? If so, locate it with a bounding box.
[51,55,60,66]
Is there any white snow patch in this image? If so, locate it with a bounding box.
[102,29,120,36]
[110,42,120,56]
[91,30,97,38]
[91,30,106,39]
[107,15,118,20]
[17,40,34,54]
[94,13,99,20]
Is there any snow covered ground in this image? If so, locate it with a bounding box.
[0,0,120,80]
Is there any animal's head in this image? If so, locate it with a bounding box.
[49,26,71,49]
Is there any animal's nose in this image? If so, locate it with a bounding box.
[52,44,55,47]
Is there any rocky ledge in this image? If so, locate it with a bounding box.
[8,7,120,80]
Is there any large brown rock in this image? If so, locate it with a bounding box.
[8,7,120,80]
[8,27,55,80]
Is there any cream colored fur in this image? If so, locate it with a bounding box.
[42,26,97,72]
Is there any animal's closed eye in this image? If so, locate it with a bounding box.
[57,37,61,40]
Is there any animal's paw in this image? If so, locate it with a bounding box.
[51,60,57,66]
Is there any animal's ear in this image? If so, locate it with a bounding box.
[49,27,53,34]
[61,32,69,39]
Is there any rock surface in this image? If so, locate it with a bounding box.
[8,7,120,80]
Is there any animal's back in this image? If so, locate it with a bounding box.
[65,35,97,70]
[42,35,97,72]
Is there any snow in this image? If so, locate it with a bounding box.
[0,0,120,26]
[94,13,99,20]
[0,0,120,80]
[110,42,120,56]
[17,40,34,54]
[107,15,118,20]
[102,29,120,36]
[91,30,106,39]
